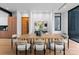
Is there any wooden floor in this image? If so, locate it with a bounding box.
[0,39,79,55]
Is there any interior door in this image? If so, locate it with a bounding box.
[21,17,29,34]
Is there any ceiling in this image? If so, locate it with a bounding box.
[59,3,79,12]
[0,3,79,12]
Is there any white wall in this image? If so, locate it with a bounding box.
[51,11,55,33]
[49,11,54,33]
[16,10,68,35]
[29,11,53,34]
[61,11,68,34]
[17,11,21,35]
[0,11,8,25]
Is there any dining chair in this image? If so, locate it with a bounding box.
[11,34,21,49]
[11,34,17,49]
[34,39,46,55]
[62,33,69,49]
[54,39,65,55]
[15,38,31,55]
[49,39,55,53]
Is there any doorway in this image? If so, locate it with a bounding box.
[21,17,29,34]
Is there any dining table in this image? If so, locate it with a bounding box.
[17,33,65,44]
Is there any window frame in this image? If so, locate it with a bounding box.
[54,13,61,31]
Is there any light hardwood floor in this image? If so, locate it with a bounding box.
[0,39,79,55]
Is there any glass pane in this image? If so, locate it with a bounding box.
[55,16,61,31]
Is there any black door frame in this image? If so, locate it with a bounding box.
[68,5,79,42]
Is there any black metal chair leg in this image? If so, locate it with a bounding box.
[34,49,36,55]
[44,49,46,55]
[16,51,18,55]
[63,48,65,55]
[25,50,27,55]
[64,50,65,55]
[30,46,32,54]
[54,49,56,55]
[64,48,65,55]
[63,42,65,55]
[25,45,27,55]
[16,47,18,55]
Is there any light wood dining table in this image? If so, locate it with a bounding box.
[18,34,64,44]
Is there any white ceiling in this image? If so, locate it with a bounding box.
[0,3,79,12]
[59,3,79,12]
[0,3,63,12]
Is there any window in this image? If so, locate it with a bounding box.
[55,13,61,31]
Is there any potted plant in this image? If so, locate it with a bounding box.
[35,21,44,36]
